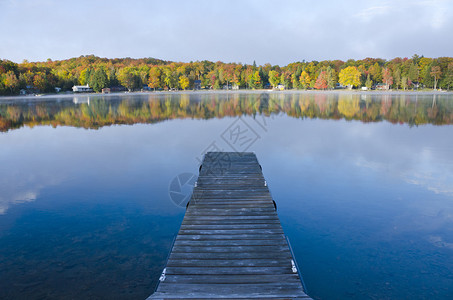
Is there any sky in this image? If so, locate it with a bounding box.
[0,0,452,65]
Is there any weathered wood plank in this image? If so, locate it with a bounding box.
[171,245,290,253]
[182,215,280,221]
[165,266,294,275]
[168,251,293,260]
[177,229,284,235]
[166,258,293,267]
[183,218,280,225]
[175,234,285,241]
[173,238,287,247]
[162,274,302,284]
[179,224,284,230]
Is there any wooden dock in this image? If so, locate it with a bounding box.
[148,152,311,299]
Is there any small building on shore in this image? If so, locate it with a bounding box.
[277,84,285,90]
[72,84,93,93]
[193,80,201,90]
[374,83,389,90]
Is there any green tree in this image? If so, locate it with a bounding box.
[393,67,401,90]
[268,70,279,88]
[444,62,453,90]
[408,62,419,83]
[90,68,108,92]
[365,73,373,90]
[280,73,289,89]
[163,68,178,89]
[422,65,434,88]
[339,66,361,89]
[108,67,119,86]
[118,67,140,91]
[326,66,336,89]
[291,73,299,89]
[401,76,408,90]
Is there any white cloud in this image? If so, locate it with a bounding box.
[355,5,391,21]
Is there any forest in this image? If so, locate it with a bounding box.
[1,93,452,132]
[0,55,453,95]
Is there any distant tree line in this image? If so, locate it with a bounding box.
[1,55,453,95]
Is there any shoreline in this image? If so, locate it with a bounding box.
[0,89,452,101]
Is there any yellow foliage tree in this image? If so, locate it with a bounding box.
[339,66,361,89]
[179,75,189,90]
[148,67,161,90]
[299,71,310,89]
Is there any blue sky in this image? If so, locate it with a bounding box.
[0,0,452,65]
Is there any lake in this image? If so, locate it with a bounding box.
[1,91,453,299]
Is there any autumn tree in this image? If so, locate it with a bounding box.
[314,71,328,90]
[368,63,382,83]
[339,66,361,89]
[382,68,393,89]
[179,75,189,90]
[268,70,279,88]
[4,71,19,94]
[251,71,261,89]
[148,67,161,90]
[33,73,46,92]
[430,66,442,90]
[79,67,94,86]
[299,71,310,89]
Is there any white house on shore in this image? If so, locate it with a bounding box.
[72,84,93,93]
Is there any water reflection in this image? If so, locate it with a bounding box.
[0,92,453,299]
[73,96,90,105]
[1,92,452,132]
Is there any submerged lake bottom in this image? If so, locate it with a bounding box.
[0,91,453,299]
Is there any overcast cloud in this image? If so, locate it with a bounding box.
[0,0,452,65]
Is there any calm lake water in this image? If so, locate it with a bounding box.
[1,91,453,299]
